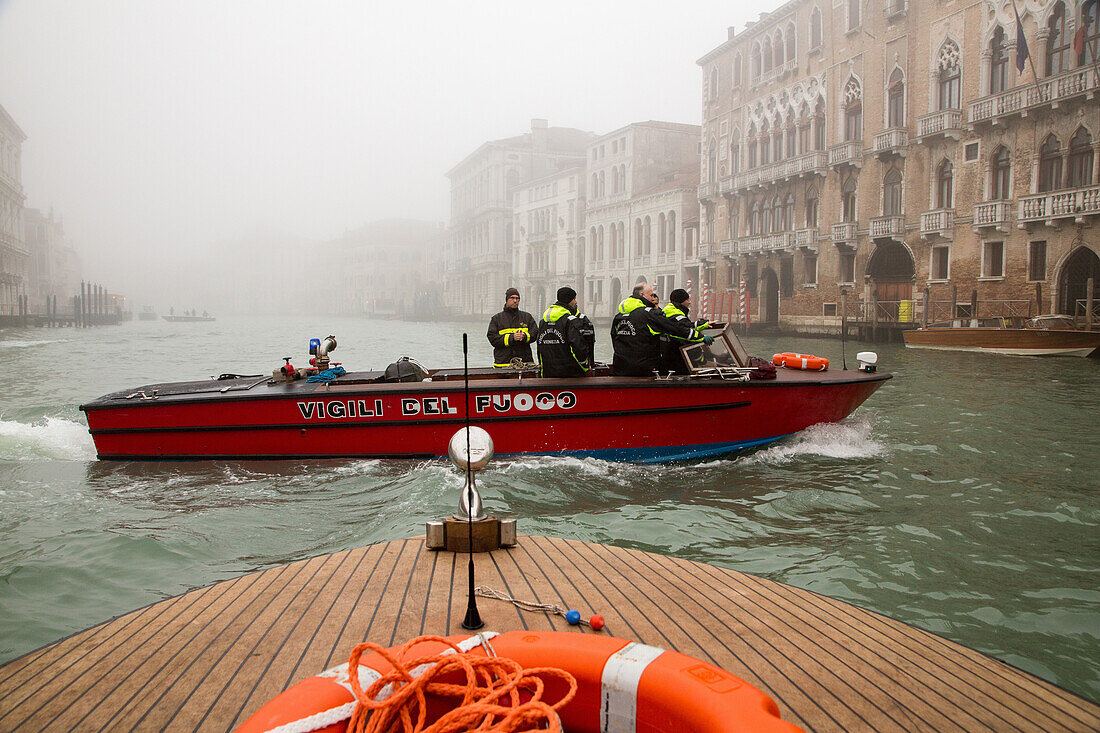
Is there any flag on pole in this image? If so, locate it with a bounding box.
[1014,2,1031,73]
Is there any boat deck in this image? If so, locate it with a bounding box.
[1,536,1096,732]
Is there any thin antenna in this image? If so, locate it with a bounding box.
[840,288,848,370]
[460,333,483,630]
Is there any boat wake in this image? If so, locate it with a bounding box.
[0,417,96,460]
[743,414,887,465]
[0,338,68,349]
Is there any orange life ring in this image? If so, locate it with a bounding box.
[772,352,829,371]
[236,630,800,733]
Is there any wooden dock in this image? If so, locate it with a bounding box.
[1,535,1097,732]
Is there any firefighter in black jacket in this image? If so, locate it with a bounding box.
[536,287,595,377]
[611,283,712,376]
[487,288,539,367]
[659,288,712,373]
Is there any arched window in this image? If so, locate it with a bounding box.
[805,186,819,227]
[748,129,758,168]
[844,77,863,142]
[989,26,1008,94]
[708,137,717,182]
[1038,134,1062,192]
[937,41,961,110]
[591,173,599,196]
[936,159,954,208]
[842,176,857,221]
[883,168,903,215]
[1079,0,1100,66]
[810,7,822,48]
[888,69,905,127]
[760,121,771,165]
[782,193,795,230]
[786,23,796,60]
[609,222,617,256]
[733,53,742,87]
[773,125,784,161]
[668,212,677,252]
[633,219,642,256]
[730,130,741,175]
[751,43,762,79]
[1068,127,1094,188]
[763,38,774,73]
[1046,2,1070,76]
[762,198,774,233]
[658,213,667,253]
[749,201,761,235]
[709,67,719,99]
[786,124,797,158]
[991,146,1011,199]
[813,99,826,150]
[773,32,784,67]
[598,170,605,198]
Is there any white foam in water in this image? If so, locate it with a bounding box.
[334,460,383,476]
[0,417,97,460]
[744,415,887,465]
[0,338,67,349]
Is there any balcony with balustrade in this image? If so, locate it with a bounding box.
[969,67,1099,126]
[731,150,827,192]
[872,128,908,158]
[827,141,862,169]
[831,221,858,245]
[719,239,736,256]
[698,181,719,202]
[794,228,818,251]
[916,109,963,142]
[697,242,716,261]
[1018,185,1100,225]
[884,0,907,20]
[736,232,796,255]
[869,215,905,242]
[972,200,1012,231]
[920,209,954,239]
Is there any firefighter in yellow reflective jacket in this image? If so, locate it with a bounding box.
[536,287,595,377]
[487,287,539,367]
[611,283,712,376]
[659,288,712,373]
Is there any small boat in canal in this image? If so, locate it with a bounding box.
[162,312,216,322]
[79,325,890,462]
[903,315,1100,357]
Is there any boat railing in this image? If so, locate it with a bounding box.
[1074,298,1100,324]
[841,298,1035,325]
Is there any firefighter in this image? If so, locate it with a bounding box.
[659,288,711,373]
[536,286,595,378]
[611,283,712,377]
[487,288,538,367]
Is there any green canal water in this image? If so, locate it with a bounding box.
[0,315,1097,702]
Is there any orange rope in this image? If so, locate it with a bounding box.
[345,635,577,733]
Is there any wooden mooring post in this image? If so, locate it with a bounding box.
[1088,277,1095,331]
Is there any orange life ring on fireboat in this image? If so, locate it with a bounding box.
[236,630,801,733]
[772,352,829,371]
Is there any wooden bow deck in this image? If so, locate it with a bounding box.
[0,535,1097,732]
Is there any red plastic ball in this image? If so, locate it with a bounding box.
[589,614,605,631]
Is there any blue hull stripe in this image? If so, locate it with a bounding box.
[490,434,795,464]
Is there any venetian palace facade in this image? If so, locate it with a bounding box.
[0,103,27,316]
[697,0,1100,330]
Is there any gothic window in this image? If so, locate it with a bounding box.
[811,7,822,48]
[730,130,741,175]
[936,159,954,208]
[847,0,860,30]
[805,186,819,227]
[888,69,905,127]
[708,137,717,182]
[1079,0,1100,66]
[709,67,719,99]
[733,53,743,87]
[1038,134,1062,192]
[883,168,903,215]
[760,122,771,165]
[842,176,857,221]
[786,22,796,60]
[1046,2,1070,76]
[843,77,863,141]
[763,38,774,72]
[752,43,762,79]
[1067,127,1094,188]
[991,146,1011,199]
[813,99,826,150]
[774,32,784,67]
[749,201,761,235]
[782,193,795,230]
[937,40,961,110]
[763,197,774,233]
[990,26,1008,94]
[786,125,797,157]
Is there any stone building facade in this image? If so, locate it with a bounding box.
[25,208,80,313]
[445,120,594,317]
[512,166,586,317]
[0,103,27,317]
[697,0,1100,330]
[338,219,445,319]
[583,122,702,319]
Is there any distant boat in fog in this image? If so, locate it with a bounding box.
[138,306,158,321]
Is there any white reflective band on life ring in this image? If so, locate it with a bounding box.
[600,642,666,733]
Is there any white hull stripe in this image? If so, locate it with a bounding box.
[265,632,498,733]
[600,642,666,733]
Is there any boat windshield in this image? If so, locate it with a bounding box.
[1026,315,1077,330]
[680,322,750,372]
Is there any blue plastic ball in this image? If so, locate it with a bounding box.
[565,609,581,625]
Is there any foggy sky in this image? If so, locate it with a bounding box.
[0,0,753,306]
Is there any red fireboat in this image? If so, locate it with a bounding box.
[80,327,889,462]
